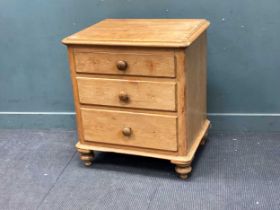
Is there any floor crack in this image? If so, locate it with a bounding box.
[147,185,160,210]
[36,151,77,210]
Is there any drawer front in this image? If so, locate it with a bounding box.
[74,49,175,77]
[81,108,178,151]
[77,77,176,111]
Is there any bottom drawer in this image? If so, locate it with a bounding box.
[80,108,178,151]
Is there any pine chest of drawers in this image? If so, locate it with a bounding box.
[62,19,210,179]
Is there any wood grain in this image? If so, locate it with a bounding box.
[174,49,188,156]
[80,108,178,151]
[63,19,210,179]
[66,47,85,144]
[62,19,210,47]
[76,120,209,163]
[74,49,175,77]
[76,77,176,111]
[185,32,208,153]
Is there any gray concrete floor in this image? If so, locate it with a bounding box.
[0,129,279,210]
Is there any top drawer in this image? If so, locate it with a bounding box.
[73,47,175,77]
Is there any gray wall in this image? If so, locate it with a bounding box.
[1,0,280,131]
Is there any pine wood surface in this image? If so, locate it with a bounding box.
[74,47,175,77]
[80,108,178,151]
[63,19,210,179]
[62,19,210,47]
[77,77,176,111]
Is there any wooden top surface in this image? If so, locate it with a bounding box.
[62,19,210,47]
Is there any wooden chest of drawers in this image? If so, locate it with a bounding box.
[62,19,210,179]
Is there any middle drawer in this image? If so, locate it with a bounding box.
[77,77,176,111]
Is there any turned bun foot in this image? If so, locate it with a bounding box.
[77,148,95,166]
[175,165,192,179]
[171,161,192,179]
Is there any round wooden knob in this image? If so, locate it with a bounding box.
[119,91,130,103]
[116,60,128,71]
[122,127,132,136]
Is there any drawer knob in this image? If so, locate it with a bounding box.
[116,60,128,71]
[122,127,132,137]
[119,91,130,103]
